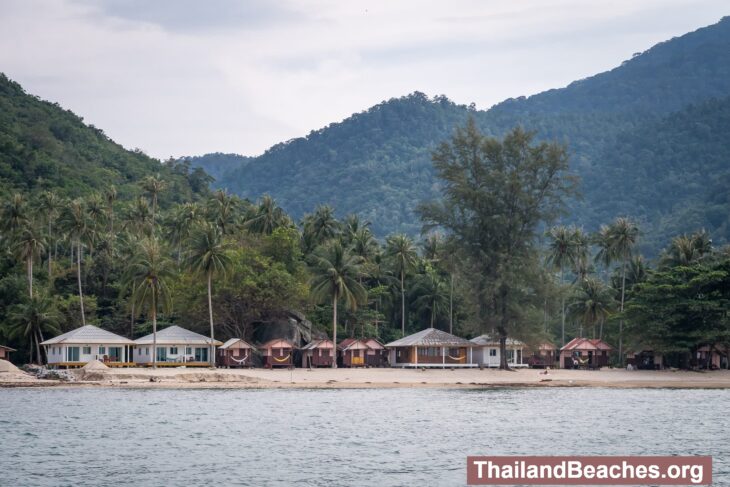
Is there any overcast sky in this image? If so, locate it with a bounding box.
[1,1,727,159]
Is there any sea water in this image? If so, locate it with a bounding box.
[1,388,728,486]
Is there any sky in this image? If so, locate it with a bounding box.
[0,1,727,160]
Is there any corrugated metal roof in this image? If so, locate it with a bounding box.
[0,344,16,351]
[385,328,474,348]
[301,339,334,350]
[219,338,255,350]
[470,334,524,347]
[561,337,613,352]
[134,325,223,346]
[40,325,135,345]
[338,338,369,351]
[260,338,296,349]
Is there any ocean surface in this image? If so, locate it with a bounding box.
[1,387,727,486]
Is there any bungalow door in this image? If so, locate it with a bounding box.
[66,347,80,362]
[156,347,167,362]
[108,347,122,362]
[195,347,208,362]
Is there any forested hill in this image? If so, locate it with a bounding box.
[189,17,730,255]
[0,74,210,204]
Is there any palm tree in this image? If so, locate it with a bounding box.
[302,205,340,251]
[123,239,173,368]
[208,190,237,235]
[167,202,202,265]
[342,214,370,245]
[12,225,46,299]
[185,224,232,367]
[60,199,89,326]
[607,217,639,364]
[571,228,592,282]
[309,241,367,368]
[568,277,614,339]
[660,230,713,267]
[412,268,448,328]
[245,195,290,235]
[105,185,118,236]
[385,233,418,336]
[593,224,614,284]
[37,191,62,278]
[545,225,579,345]
[1,193,29,236]
[140,175,166,224]
[6,294,61,364]
[350,228,377,266]
[124,197,154,238]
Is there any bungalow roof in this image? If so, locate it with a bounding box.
[470,334,525,347]
[40,325,135,345]
[301,339,334,351]
[134,325,222,346]
[561,337,613,352]
[219,338,255,350]
[385,328,473,348]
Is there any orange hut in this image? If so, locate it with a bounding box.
[560,338,613,369]
[217,338,256,368]
[260,338,295,368]
[338,338,370,367]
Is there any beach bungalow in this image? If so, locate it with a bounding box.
[217,338,256,368]
[133,325,222,367]
[469,334,527,368]
[560,337,613,369]
[526,342,559,369]
[260,338,295,368]
[362,338,388,367]
[338,338,370,367]
[385,328,476,368]
[696,345,727,370]
[41,325,135,368]
[0,344,15,362]
[300,339,335,368]
[625,346,663,370]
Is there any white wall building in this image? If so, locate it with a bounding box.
[133,325,222,365]
[41,325,135,367]
[470,334,527,368]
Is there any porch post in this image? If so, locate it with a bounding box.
[442,346,445,366]
[469,347,472,365]
[414,346,418,366]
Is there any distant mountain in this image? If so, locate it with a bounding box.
[0,74,209,203]
[188,17,730,254]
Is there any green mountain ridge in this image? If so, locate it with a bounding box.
[190,17,730,256]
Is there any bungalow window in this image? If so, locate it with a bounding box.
[146,347,149,355]
[186,347,192,355]
[448,348,460,356]
[83,346,91,355]
[170,347,178,355]
[99,347,105,355]
[489,349,497,357]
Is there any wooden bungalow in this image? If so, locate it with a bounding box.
[300,339,335,368]
[41,325,136,368]
[469,334,527,368]
[217,338,256,368]
[385,328,476,368]
[560,337,613,369]
[338,338,370,367]
[695,344,728,370]
[260,338,295,368]
[625,346,664,370]
[362,338,388,367]
[0,345,15,362]
[134,325,222,367]
[526,342,559,369]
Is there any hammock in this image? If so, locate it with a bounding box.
[448,354,466,361]
[577,357,589,365]
[272,354,291,363]
[229,352,249,364]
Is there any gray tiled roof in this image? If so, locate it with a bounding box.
[385,328,474,348]
[470,334,525,347]
[40,325,135,345]
[134,325,223,346]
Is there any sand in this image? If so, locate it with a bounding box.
[82,360,109,370]
[2,365,729,389]
[0,359,36,383]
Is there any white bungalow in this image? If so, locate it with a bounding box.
[385,328,477,368]
[469,334,527,368]
[41,325,135,368]
[133,325,222,366]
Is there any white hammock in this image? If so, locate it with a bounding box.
[448,354,466,361]
[228,352,249,364]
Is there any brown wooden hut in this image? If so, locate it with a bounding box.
[300,339,335,368]
[260,338,295,368]
[526,342,559,368]
[338,338,369,367]
[0,345,15,362]
[217,338,256,368]
[560,338,613,369]
[362,338,388,367]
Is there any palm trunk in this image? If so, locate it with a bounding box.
[152,293,157,369]
[431,299,435,328]
[48,220,53,281]
[34,330,42,365]
[77,240,86,326]
[208,272,215,368]
[400,271,405,336]
[449,273,454,334]
[27,257,33,299]
[619,258,627,366]
[331,293,338,368]
[560,266,565,346]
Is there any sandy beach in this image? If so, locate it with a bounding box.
[2,365,730,389]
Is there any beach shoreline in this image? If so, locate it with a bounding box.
[2,367,730,390]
